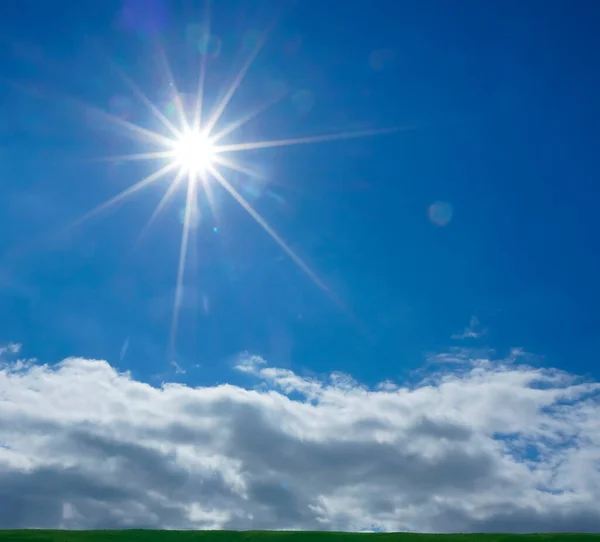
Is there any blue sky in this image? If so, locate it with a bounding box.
[3,0,598,386]
[1,0,600,532]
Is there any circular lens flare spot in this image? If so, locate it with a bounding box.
[174,130,215,175]
[428,201,453,226]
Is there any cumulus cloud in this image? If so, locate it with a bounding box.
[0,348,599,532]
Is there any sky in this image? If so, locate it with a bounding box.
[1,0,600,533]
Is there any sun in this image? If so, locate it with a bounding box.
[172,129,216,176]
[68,19,404,355]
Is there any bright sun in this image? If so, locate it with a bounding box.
[172,129,215,176]
[72,28,399,355]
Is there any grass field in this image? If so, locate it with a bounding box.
[0,531,599,542]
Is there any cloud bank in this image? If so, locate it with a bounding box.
[1,348,599,532]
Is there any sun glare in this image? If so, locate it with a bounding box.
[172,129,215,176]
[68,14,405,356]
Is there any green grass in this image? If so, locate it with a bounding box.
[0,531,599,542]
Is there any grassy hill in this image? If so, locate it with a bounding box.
[0,531,599,542]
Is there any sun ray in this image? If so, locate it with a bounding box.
[88,40,183,140]
[199,171,218,222]
[155,42,189,131]
[214,126,410,153]
[203,26,271,136]
[136,169,187,245]
[83,102,176,148]
[83,150,175,164]
[3,77,175,149]
[210,92,287,144]
[170,175,197,353]
[193,0,211,131]
[109,59,182,139]
[68,162,179,231]
[212,155,265,180]
[209,166,329,293]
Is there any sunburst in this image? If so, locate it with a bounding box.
[69,9,407,354]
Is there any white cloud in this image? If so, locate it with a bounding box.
[452,316,487,340]
[0,342,21,356]
[120,338,129,361]
[170,360,186,375]
[0,350,599,532]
